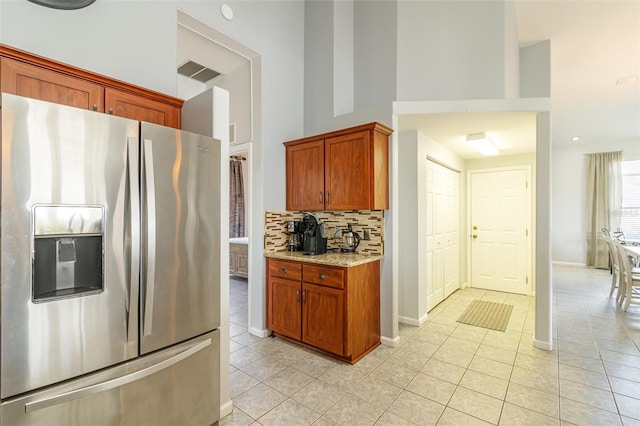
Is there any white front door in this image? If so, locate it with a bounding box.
[470,167,530,295]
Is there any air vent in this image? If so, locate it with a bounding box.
[177,60,221,83]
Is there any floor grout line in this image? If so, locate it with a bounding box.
[226,268,640,425]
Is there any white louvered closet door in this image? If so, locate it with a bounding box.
[426,160,460,311]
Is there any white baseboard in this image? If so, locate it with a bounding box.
[532,338,553,351]
[552,261,586,267]
[380,334,400,347]
[398,313,428,327]
[220,399,233,419]
[249,327,270,338]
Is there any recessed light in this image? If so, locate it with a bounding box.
[571,136,580,142]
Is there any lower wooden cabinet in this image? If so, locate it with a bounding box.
[229,242,248,278]
[266,257,380,364]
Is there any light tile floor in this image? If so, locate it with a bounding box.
[223,266,640,425]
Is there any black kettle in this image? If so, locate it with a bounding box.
[334,224,360,253]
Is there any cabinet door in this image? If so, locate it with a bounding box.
[236,251,249,276]
[267,277,301,340]
[105,88,180,129]
[286,139,325,211]
[325,131,371,210]
[302,283,344,355]
[1,58,104,111]
[229,252,237,274]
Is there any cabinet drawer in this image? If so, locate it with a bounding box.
[268,259,302,281]
[303,265,344,289]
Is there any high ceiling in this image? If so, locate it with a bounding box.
[399,0,640,160]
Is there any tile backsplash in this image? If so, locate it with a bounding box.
[264,210,385,256]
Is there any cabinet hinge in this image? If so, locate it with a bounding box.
[525,181,528,189]
[526,276,529,284]
[526,229,528,237]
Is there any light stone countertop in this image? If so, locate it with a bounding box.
[265,250,383,267]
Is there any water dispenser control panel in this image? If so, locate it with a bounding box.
[32,205,104,302]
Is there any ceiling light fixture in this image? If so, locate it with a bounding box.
[27,0,95,9]
[466,132,500,156]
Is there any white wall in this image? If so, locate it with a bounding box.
[209,62,252,145]
[398,129,466,325]
[303,0,396,135]
[552,139,640,264]
[503,0,520,98]
[520,41,551,98]
[397,1,514,101]
[397,130,426,324]
[1,1,180,95]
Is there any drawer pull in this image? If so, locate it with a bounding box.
[280,268,287,273]
[296,289,300,303]
[318,274,325,279]
[302,290,306,304]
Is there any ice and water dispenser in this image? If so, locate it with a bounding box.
[32,205,104,301]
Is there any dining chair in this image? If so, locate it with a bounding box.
[614,240,640,312]
[604,237,623,302]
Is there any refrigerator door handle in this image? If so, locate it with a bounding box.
[23,338,212,413]
[127,137,140,343]
[142,138,156,337]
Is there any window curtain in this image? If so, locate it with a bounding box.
[586,151,623,268]
[229,158,245,238]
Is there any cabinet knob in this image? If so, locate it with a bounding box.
[92,104,98,111]
[109,108,114,115]
[280,268,287,273]
[318,274,325,279]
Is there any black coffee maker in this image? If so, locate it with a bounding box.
[286,220,304,251]
[301,213,327,255]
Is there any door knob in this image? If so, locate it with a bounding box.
[472,234,478,239]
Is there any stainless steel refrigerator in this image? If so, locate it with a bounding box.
[0,93,221,425]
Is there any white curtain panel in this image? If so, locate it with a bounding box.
[586,151,623,268]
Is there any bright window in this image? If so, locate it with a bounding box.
[621,159,640,240]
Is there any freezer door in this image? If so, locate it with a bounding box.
[140,122,221,354]
[0,94,140,398]
[0,331,219,426]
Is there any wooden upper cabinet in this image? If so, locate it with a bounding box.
[285,139,325,211]
[105,88,180,128]
[0,44,183,129]
[1,57,104,111]
[284,122,392,211]
[325,130,371,210]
